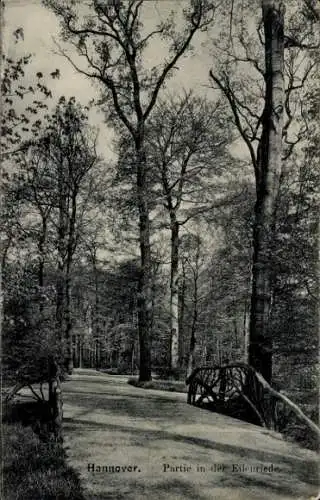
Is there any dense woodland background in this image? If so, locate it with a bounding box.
[1,0,319,439]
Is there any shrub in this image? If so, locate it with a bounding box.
[127,377,187,393]
[282,421,320,451]
[2,403,85,500]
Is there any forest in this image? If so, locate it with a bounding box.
[1,0,319,446]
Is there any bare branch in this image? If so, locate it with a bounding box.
[209,70,258,172]
[178,190,245,226]
[238,33,265,76]
[53,39,135,136]
[284,36,320,50]
[144,3,213,121]
[302,0,320,21]
[65,13,120,44]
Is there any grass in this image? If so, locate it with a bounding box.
[274,388,319,451]
[2,401,85,500]
[127,377,187,393]
[282,421,319,451]
[281,395,319,452]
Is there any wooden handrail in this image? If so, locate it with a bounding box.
[186,364,320,439]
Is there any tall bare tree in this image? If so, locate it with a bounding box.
[210,0,318,381]
[247,0,285,381]
[35,97,100,373]
[44,0,217,380]
[146,92,231,370]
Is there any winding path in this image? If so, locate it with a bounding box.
[63,369,319,500]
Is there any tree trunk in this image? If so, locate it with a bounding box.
[249,0,285,382]
[48,357,63,442]
[50,158,67,442]
[64,190,77,374]
[232,300,239,348]
[170,214,180,370]
[56,269,65,341]
[187,328,196,379]
[187,254,199,378]
[243,298,251,363]
[56,156,67,343]
[179,259,186,368]
[244,262,253,363]
[94,261,100,350]
[187,274,198,377]
[65,267,73,374]
[37,215,47,315]
[79,337,83,368]
[1,233,12,273]
[217,338,222,365]
[136,144,152,381]
[38,216,46,290]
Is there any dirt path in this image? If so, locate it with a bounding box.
[63,369,319,500]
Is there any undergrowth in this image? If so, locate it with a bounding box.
[127,377,187,393]
[2,400,85,500]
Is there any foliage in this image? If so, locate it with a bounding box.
[2,263,62,385]
[146,92,233,214]
[1,30,57,159]
[2,94,106,378]
[127,377,187,393]
[2,418,85,500]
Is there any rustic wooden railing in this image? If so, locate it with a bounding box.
[186,363,320,439]
[4,361,63,442]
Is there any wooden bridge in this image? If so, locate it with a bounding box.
[186,363,320,443]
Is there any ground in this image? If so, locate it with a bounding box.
[61,369,319,500]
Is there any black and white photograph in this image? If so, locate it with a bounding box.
[1,1,319,499]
